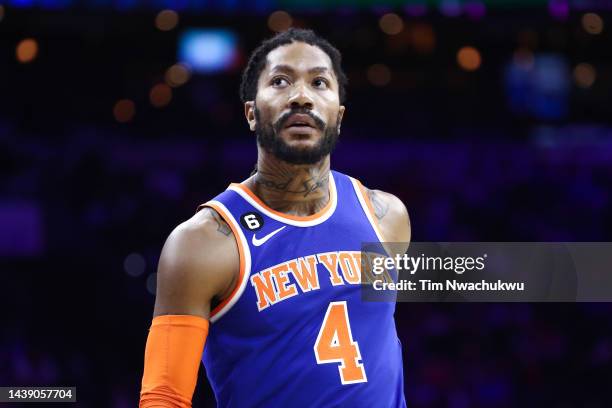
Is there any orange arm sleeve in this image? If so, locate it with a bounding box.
[139,315,209,408]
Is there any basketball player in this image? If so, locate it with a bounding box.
[140,28,410,407]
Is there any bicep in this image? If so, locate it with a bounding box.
[370,189,411,255]
[153,221,238,319]
[388,197,410,243]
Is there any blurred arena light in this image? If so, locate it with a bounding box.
[548,0,569,20]
[155,9,179,32]
[268,10,292,33]
[439,0,462,17]
[367,64,391,87]
[464,1,486,20]
[16,38,38,63]
[165,63,191,88]
[409,23,436,54]
[124,253,146,277]
[457,46,481,71]
[581,12,604,35]
[573,63,596,88]
[178,29,238,74]
[149,83,173,108]
[379,13,404,35]
[505,53,569,120]
[113,99,135,123]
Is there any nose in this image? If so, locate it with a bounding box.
[287,82,314,110]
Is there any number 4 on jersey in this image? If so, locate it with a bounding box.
[314,301,367,384]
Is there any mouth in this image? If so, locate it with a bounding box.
[283,113,317,130]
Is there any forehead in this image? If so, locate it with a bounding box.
[263,42,334,75]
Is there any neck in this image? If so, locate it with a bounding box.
[245,147,331,217]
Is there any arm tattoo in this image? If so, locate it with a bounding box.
[201,208,232,236]
[367,189,389,220]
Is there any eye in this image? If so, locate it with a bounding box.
[271,77,290,87]
[313,77,329,89]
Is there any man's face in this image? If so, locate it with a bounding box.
[245,41,345,165]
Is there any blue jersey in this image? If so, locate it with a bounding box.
[201,170,406,408]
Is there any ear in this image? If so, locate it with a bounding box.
[244,101,256,132]
[336,105,346,134]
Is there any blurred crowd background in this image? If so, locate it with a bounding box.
[1,0,611,406]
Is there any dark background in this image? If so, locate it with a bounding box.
[1,0,611,407]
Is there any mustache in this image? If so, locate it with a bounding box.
[273,108,326,132]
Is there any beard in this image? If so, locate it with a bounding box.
[255,107,340,165]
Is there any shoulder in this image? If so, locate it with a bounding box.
[363,187,411,244]
[163,207,237,266]
[153,207,239,318]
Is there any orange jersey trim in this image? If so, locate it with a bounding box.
[200,202,246,320]
[355,180,386,242]
[229,180,336,222]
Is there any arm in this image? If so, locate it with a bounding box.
[153,207,238,319]
[365,188,411,257]
[140,208,238,408]
[365,188,466,301]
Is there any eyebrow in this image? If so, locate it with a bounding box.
[269,65,332,76]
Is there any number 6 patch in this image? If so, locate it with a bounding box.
[240,212,263,231]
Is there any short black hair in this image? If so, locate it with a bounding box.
[239,28,348,104]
